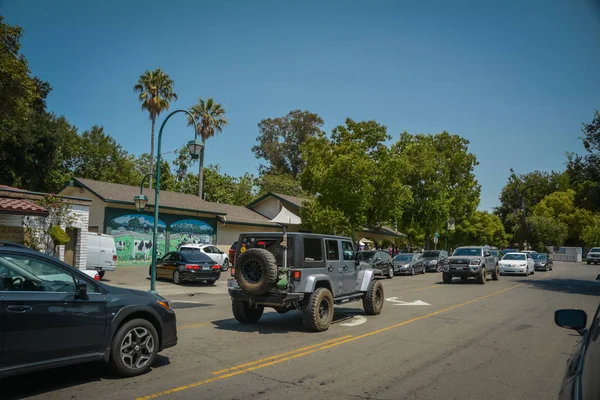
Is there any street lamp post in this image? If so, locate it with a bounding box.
[135,109,202,294]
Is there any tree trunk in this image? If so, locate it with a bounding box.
[197,136,207,198]
[149,117,155,188]
[424,228,431,250]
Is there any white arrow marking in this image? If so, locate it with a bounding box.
[339,315,368,327]
[385,297,431,306]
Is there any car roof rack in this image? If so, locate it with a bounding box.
[0,241,29,249]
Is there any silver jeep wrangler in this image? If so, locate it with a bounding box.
[228,232,384,332]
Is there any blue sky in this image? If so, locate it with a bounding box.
[3,0,600,211]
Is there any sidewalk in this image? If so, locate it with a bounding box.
[99,266,230,296]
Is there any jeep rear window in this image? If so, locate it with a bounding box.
[304,238,323,261]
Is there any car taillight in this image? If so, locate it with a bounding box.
[112,255,117,261]
[94,274,100,281]
[185,264,200,270]
[257,241,266,247]
[229,249,235,264]
[212,264,221,270]
[292,270,301,280]
[230,267,235,276]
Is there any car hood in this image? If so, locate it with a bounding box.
[448,257,481,262]
[100,283,162,300]
[500,260,526,265]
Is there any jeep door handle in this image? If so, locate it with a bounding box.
[328,266,334,272]
[343,266,348,271]
[7,305,32,313]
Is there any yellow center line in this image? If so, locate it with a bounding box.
[137,283,525,400]
[212,335,353,375]
[178,322,211,330]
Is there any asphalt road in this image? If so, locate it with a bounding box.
[5,261,600,400]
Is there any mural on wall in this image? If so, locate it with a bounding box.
[108,214,167,266]
[169,219,215,252]
[107,213,216,266]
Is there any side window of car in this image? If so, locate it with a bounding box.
[303,238,323,262]
[341,241,355,261]
[325,240,340,261]
[171,253,181,262]
[0,254,76,293]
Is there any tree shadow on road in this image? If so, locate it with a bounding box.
[212,307,366,334]
[1,355,170,400]
[516,277,600,297]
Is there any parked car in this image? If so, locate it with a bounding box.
[229,232,383,332]
[499,252,535,276]
[228,241,237,269]
[85,232,117,279]
[440,245,499,283]
[393,253,425,275]
[152,251,221,284]
[178,243,229,270]
[586,247,600,265]
[489,247,500,266]
[0,243,177,379]
[555,282,600,400]
[421,250,449,272]
[533,253,553,271]
[357,250,394,279]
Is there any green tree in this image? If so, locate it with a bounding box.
[527,215,568,250]
[450,211,509,249]
[23,194,74,256]
[133,68,178,189]
[299,200,352,236]
[253,110,324,178]
[393,131,480,249]
[255,173,306,197]
[135,153,176,191]
[581,214,600,247]
[187,97,228,199]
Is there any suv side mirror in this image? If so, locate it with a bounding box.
[596,274,600,281]
[77,281,88,299]
[555,309,587,335]
[375,257,381,261]
[484,252,491,257]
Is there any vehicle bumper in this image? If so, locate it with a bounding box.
[424,263,439,271]
[500,266,527,274]
[534,264,547,270]
[228,287,303,307]
[446,265,482,277]
[181,270,221,282]
[159,312,178,351]
[91,266,116,272]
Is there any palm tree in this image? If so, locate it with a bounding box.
[133,68,178,188]
[188,97,228,198]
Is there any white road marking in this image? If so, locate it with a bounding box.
[339,316,368,326]
[385,297,431,306]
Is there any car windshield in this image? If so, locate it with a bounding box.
[453,248,481,256]
[179,247,201,252]
[359,251,376,262]
[502,249,517,253]
[532,253,547,260]
[181,252,213,263]
[491,250,499,256]
[422,251,439,258]
[503,254,526,261]
[590,248,600,253]
[394,254,412,261]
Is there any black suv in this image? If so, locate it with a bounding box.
[0,244,177,378]
[229,232,384,332]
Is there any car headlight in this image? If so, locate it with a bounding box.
[157,299,173,311]
[519,263,526,267]
[469,259,481,266]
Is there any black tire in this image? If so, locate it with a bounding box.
[587,261,591,265]
[232,300,264,324]
[492,266,499,281]
[207,279,216,285]
[363,280,384,315]
[109,318,158,377]
[531,268,535,275]
[477,266,487,284]
[387,266,394,279]
[172,270,181,285]
[411,267,415,276]
[98,271,105,279]
[421,264,426,274]
[221,258,229,271]
[442,272,452,283]
[544,265,548,272]
[302,288,334,332]
[235,248,278,295]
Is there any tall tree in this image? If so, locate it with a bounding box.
[133,68,178,189]
[187,97,228,199]
[253,110,324,178]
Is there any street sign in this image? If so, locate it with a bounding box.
[434,232,440,237]
[433,236,439,244]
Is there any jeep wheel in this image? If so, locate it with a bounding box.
[477,267,487,284]
[232,300,264,324]
[442,272,452,283]
[492,266,499,281]
[235,248,278,295]
[363,280,384,315]
[302,288,334,332]
[387,266,394,279]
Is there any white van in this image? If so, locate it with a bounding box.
[85,232,117,279]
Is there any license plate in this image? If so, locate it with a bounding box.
[454,267,464,270]
[202,266,210,271]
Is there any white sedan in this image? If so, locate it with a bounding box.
[178,244,229,270]
[499,253,535,276]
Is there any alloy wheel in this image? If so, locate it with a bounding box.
[120,327,154,370]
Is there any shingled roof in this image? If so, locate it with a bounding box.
[247,192,312,209]
[0,198,49,216]
[68,178,279,226]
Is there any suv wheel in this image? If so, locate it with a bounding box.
[232,300,264,324]
[477,266,487,284]
[491,266,499,281]
[387,266,394,279]
[363,280,384,315]
[442,272,452,283]
[110,318,158,377]
[235,248,278,295]
[302,288,334,332]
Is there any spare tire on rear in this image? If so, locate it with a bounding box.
[235,248,279,295]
